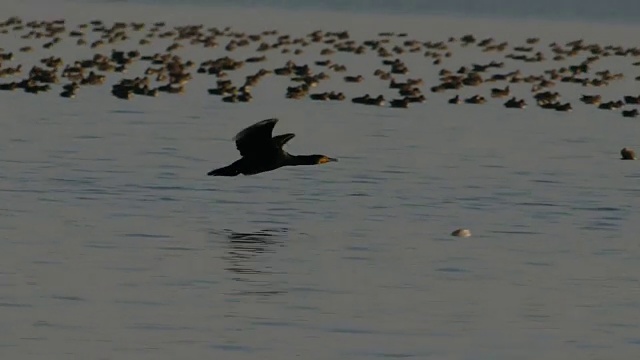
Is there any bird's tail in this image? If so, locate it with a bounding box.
[207,164,240,176]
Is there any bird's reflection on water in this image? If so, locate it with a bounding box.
[210,227,290,297]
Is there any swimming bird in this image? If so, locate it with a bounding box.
[207,118,337,176]
[621,147,636,160]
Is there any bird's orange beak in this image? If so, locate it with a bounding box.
[319,156,338,164]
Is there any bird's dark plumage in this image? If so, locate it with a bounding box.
[207,118,337,176]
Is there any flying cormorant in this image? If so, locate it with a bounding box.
[207,118,338,176]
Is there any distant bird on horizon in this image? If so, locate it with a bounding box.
[207,118,338,176]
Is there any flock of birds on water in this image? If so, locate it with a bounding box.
[1,16,636,158]
[1,15,640,116]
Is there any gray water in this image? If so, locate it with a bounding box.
[118,0,640,24]
[2,2,640,359]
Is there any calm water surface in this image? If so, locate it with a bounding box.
[1,3,640,359]
[121,0,640,24]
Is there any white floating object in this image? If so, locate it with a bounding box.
[451,229,471,237]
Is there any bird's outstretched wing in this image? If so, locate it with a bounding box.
[272,133,295,148]
[233,118,279,157]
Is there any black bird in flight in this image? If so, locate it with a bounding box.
[207,118,338,176]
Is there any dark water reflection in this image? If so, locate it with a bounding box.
[211,228,290,296]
